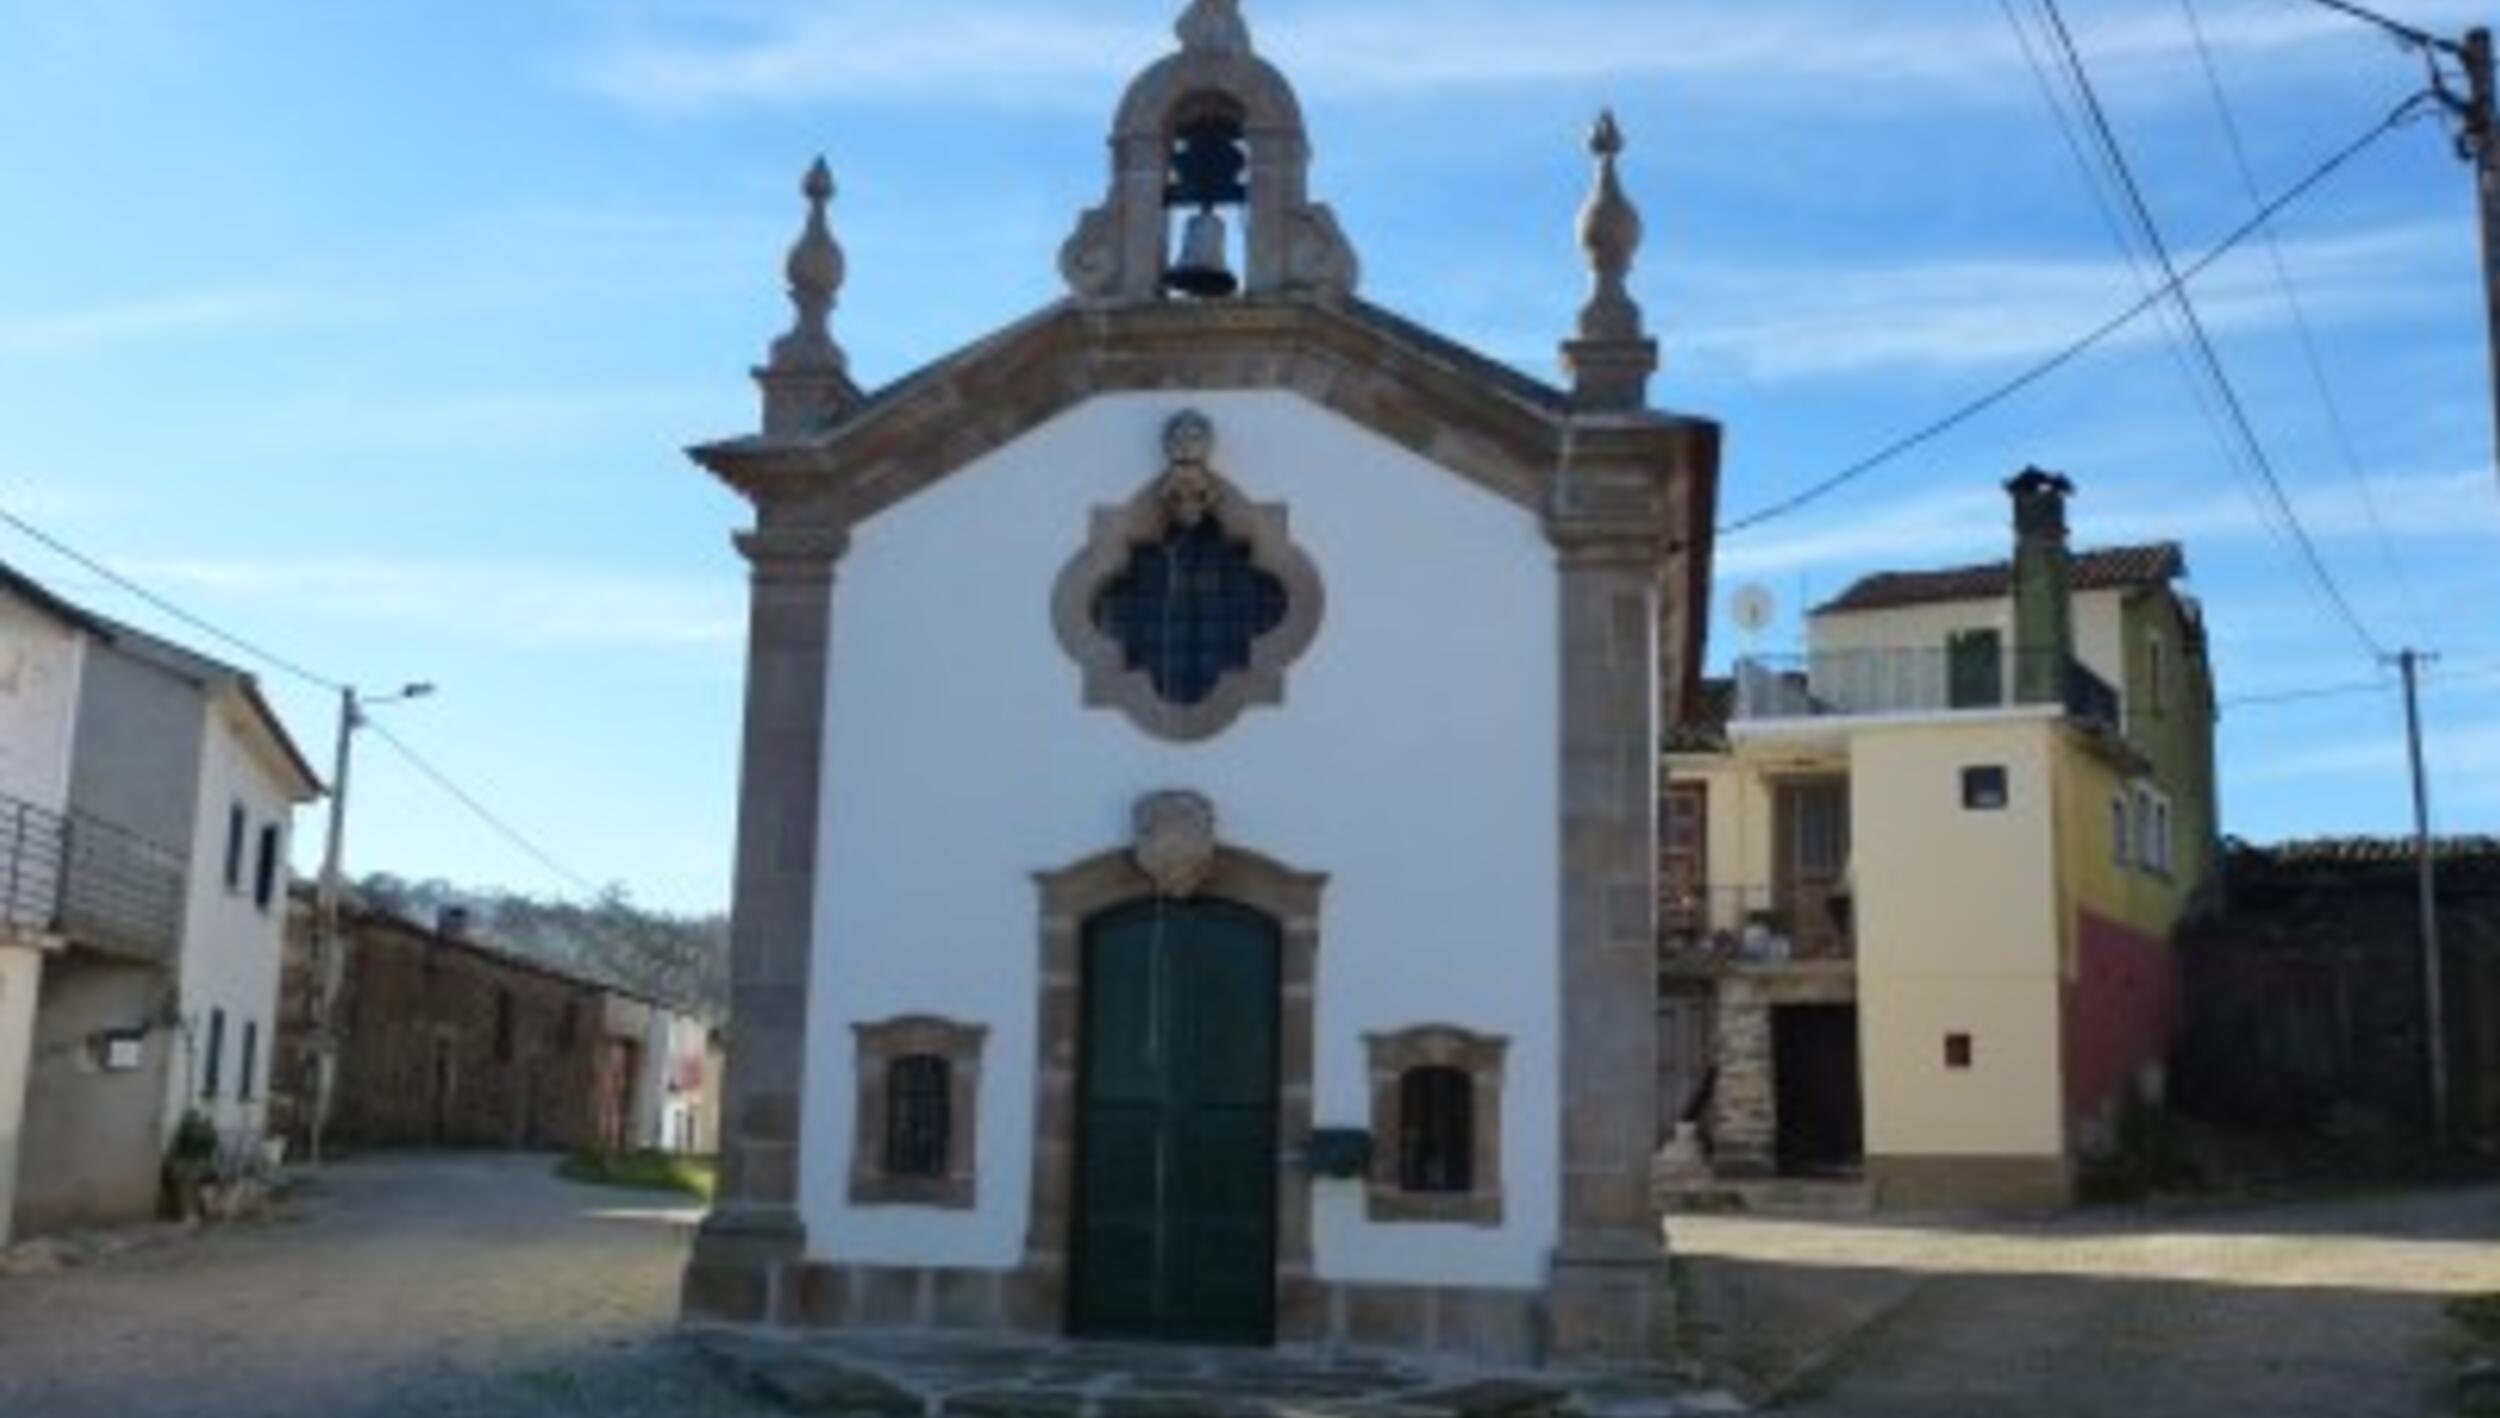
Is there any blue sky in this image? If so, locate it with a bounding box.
[2,0,2495,912]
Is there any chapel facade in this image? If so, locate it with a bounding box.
[682,0,1722,1367]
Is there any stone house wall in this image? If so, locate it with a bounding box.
[279,905,609,1154]
[2177,841,2500,1143]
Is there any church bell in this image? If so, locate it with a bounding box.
[1165,207,1239,299]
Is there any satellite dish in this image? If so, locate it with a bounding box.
[1730,584,1777,635]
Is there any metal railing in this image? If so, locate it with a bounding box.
[0,792,185,962]
[1732,648,2122,733]
[1662,883,1856,962]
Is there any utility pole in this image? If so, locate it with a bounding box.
[306,682,432,1167]
[2458,26,2500,484]
[2391,649,2448,1143]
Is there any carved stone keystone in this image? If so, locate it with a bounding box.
[1132,791,1219,899]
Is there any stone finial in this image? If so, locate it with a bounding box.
[1577,112,1644,342]
[758,156,863,436]
[770,157,848,376]
[1563,110,1659,412]
[1177,0,1254,55]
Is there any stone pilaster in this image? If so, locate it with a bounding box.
[1547,453,1676,1364]
[684,515,846,1326]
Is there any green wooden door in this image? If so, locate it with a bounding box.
[1071,899,1280,1345]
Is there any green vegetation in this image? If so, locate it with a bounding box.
[556,1151,717,1202]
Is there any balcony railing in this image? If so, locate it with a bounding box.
[1663,884,1855,963]
[0,793,185,963]
[1732,648,2121,733]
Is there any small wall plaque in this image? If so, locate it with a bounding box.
[1301,1128,1373,1179]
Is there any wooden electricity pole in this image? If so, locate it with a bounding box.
[2305,4,2500,478]
[2392,649,2448,1142]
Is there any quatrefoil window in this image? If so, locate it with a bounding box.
[1092,519,1289,707]
[1052,411,1324,742]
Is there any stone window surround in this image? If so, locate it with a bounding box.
[1364,1025,1507,1226]
[1016,841,1325,1338]
[1050,418,1325,744]
[850,1015,987,1210]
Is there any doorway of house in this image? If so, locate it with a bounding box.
[1772,1004,1863,1176]
[1070,898,1280,1345]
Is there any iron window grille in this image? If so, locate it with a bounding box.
[1397,1066,1475,1194]
[885,1054,953,1179]
[1092,519,1288,708]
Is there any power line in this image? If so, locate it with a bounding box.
[363,719,605,899]
[1718,88,2430,536]
[2178,0,2430,641]
[2034,0,2389,660]
[0,503,345,693]
[2220,660,2500,710]
[1999,0,2309,589]
[0,495,607,900]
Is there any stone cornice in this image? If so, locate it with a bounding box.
[688,298,1720,551]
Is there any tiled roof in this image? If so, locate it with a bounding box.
[1816,542,2186,615]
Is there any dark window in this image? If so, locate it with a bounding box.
[202,1008,227,1098]
[1946,629,2004,709]
[1945,1033,1975,1070]
[557,1000,579,1050]
[223,804,247,890]
[1961,766,2010,811]
[493,990,515,1064]
[252,825,281,910]
[238,1021,259,1101]
[1398,1067,1474,1194]
[1092,518,1287,707]
[885,1055,952,1179]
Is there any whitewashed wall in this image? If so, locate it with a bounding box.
[801,390,1562,1290]
[167,692,303,1148]
[0,591,86,818]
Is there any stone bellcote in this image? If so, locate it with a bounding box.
[1060,0,1359,304]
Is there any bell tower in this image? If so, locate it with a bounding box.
[1060,0,1359,303]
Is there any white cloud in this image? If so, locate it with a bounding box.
[139,557,744,653]
[1671,223,2459,383]
[569,0,2493,114]
[0,205,778,357]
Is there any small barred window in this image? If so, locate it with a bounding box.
[884,1054,953,1179]
[1397,1066,1475,1194]
[1092,519,1288,707]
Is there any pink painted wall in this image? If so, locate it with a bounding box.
[2063,909,2179,1125]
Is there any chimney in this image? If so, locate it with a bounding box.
[2007,467,2076,706]
[437,904,472,941]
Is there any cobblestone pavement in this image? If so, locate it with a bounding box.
[1673,1184,2500,1417]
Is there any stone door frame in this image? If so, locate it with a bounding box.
[1018,844,1325,1339]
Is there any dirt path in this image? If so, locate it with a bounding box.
[0,1152,729,1418]
[1675,1185,2500,1417]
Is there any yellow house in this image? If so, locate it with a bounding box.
[1660,470,2217,1209]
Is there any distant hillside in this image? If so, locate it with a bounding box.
[356,874,729,1020]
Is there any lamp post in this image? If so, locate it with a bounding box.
[306,681,433,1166]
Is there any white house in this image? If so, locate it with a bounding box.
[0,559,320,1241]
[679,1,1721,1367]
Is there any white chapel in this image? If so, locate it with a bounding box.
[682,0,1722,1367]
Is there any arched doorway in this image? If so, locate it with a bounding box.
[1070,898,1280,1344]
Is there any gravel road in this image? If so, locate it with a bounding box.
[0,1152,767,1418]
[1,1153,2489,1416]
[1675,1184,2500,1416]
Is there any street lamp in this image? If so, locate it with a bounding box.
[306,681,434,1166]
